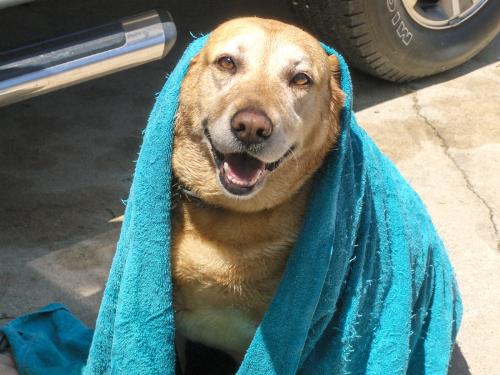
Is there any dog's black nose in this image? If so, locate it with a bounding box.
[230,109,273,145]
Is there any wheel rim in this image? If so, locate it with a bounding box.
[401,0,489,29]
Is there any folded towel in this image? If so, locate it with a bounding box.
[0,304,92,375]
[1,34,462,375]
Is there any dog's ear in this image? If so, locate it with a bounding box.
[175,53,202,133]
[189,53,200,67]
[328,54,344,112]
[328,54,341,83]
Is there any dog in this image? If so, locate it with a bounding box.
[0,18,343,374]
[171,17,344,362]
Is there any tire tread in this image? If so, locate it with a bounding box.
[292,0,419,82]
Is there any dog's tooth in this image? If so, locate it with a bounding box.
[257,169,264,180]
[223,162,230,175]
[250,170,261,184]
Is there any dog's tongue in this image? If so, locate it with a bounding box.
[223,153,265,187]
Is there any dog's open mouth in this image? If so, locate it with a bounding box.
[205,128,293,196]
[219,153,267,195]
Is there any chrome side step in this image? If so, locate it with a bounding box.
[0,0,34,10]
[0,10,176,107]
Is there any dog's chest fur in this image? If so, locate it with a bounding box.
[171,186,309,354]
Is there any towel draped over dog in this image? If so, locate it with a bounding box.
[1,35,462,375]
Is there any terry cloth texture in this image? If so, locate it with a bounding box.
[1,35,462,375]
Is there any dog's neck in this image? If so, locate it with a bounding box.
[172,177,214,210]
[171,174,313,216]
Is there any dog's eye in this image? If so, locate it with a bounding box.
[217,56,236,71]
[291,73,312,86]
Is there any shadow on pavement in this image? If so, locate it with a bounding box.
[449,344,471,375]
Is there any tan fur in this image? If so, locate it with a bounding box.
[172,18,344,357]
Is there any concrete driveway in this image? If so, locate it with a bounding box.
[0,1,498,374]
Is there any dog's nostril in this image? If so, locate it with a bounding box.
[256,127,269,139]
[230,109,273,145]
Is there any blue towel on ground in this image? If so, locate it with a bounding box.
[1,35,462,375]
[0,304,92,375]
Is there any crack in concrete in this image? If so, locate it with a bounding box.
[410,88,499,247]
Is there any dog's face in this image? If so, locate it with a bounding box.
[173,18,344,212]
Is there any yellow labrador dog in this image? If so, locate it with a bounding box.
[172,17,343,361]
[0,18,344,373]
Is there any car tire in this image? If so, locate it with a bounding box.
[292,0,500,81]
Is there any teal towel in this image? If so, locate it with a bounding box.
[0,304,92,375]
[1,35,462,375]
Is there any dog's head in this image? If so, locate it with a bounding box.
[173,18,344,212]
